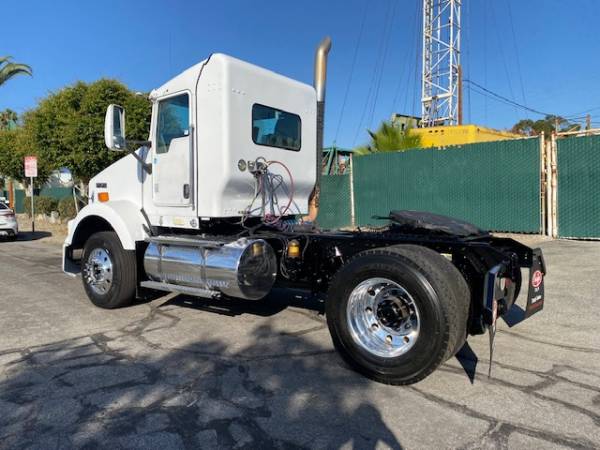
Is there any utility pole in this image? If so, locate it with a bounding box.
[457,64,463,125]
[421,0,462,127]
[586,114,591,131]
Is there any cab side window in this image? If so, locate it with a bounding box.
[252,104,301,151]
[156,94,190,154]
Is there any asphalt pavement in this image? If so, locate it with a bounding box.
[0,236,598,449]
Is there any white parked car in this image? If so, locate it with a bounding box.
[0,202,18,240]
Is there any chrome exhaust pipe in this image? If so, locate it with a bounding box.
[311,37,331,221]
[314,36,332,104]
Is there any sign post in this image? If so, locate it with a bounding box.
[24,156,38,234]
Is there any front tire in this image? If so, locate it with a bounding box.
[326,245,469,385]
[82,231,137,309]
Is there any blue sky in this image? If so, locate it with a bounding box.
[2,0,600,148]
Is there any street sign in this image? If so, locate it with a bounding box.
[24,156,38,178]
[24,156,38,233]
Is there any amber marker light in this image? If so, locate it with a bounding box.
[287,240,301,258]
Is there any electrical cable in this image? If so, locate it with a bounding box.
[240,159,296,228]
[465,0,472,123]
[390,0,418,115]
[410,0,421,118]
[401,1,421,118]
[465,79,556,117]
[489,0,519,119]
[565,106,600,119]
[334,0,368,143]
[353,0,392,145]
[505,0,528,112]
[368,0,398,128]
[263,160,295,224]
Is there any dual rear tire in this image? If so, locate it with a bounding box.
[326,245,470,385]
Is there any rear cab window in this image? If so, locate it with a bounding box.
[252,104,301,151]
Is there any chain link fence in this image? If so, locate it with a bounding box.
[317,137,543,233]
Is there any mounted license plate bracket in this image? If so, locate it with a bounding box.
[525,247,545,318]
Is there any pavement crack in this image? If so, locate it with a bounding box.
[409,386,597,449]
[278,324,326,337]
[497,330,600,354]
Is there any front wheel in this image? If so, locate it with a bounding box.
[326,245,469,385]
[81,231,137,309]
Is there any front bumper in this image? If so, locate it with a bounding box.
[62,243,80,277]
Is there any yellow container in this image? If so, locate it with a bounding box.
[409,125,520,148]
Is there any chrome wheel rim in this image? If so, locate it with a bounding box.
[83,248,113,295]
[346,277,420,358]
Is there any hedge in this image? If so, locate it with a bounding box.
[58,197,77,219]
[24,196,59,217]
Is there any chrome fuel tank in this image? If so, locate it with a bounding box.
[144,238,277,300]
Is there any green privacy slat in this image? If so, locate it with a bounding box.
[14,189,26,213]
[557,135,600,238]
[352,138,541,233]
[12,187,72,214]
[317,174,352,229]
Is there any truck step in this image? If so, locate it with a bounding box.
[146,235,225,248]
[140,280,220,299]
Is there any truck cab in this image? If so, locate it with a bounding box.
[81,54,316,235]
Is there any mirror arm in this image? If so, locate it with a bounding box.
[126,140,153,174]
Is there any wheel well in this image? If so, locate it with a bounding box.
[71,216,115,249]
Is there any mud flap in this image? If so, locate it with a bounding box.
[525,248,545,318]
[483,265,502,377]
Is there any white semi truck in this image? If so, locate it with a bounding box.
[63,38,545,384]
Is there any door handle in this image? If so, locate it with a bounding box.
[183,184,190,199]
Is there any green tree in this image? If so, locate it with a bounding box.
[0,56,32,87]
[354,121,422,155]
[0,109,18,130]
[511,115,580,136]
[22,79,151,186]
[0,127,52,187]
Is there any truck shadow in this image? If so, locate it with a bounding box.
[455,341,479,384]
[0,323,403,449]
[160,291,480,385]
[161,288,325,318]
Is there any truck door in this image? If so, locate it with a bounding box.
[152,92,193,207]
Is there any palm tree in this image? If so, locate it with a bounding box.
[0,56,32,87]
[354,121,422,155]
[0,109,18,130]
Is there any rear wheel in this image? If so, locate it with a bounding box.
[326,245,469,385]
[82,231,136,309]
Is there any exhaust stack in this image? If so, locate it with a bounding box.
[314,36,332,105]
[307,37,331,222]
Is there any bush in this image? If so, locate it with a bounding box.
[24,196,59,217]
[58,197,77,220]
